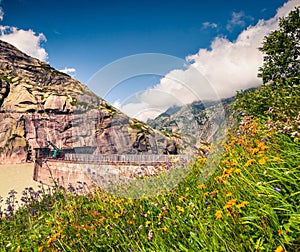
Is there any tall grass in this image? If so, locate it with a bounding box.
[0,77,299,251]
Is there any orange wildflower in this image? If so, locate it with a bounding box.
[237,201,249,209]
[227,209,235,217]
[216,176,224,183]
[224,199,237,209]
[257,141,268,151]
[274,245,284,252]
[197,184,206,189]
[204,192,210,197]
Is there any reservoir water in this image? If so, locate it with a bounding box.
[0,163,39,208]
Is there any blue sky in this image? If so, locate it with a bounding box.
[0,0,298,120]
[0,0,287,81]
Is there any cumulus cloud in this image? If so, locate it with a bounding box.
[202,22,218,29]
[0,26,48,61]
[59,67,76,76]
[117,0,299,122]
[0,3,48,61]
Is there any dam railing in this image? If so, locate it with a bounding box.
[62,153,190,164]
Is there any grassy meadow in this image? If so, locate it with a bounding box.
[0,76,299,251]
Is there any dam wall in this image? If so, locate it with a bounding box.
[33,154,187,189]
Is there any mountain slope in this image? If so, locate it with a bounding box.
[148,97,234,148]
[0,40,178,163]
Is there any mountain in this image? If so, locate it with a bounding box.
[148,97,234,149]
[0,40,180,164]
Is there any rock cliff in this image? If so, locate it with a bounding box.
[0,40,178,164]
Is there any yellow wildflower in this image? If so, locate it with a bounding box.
[245,159,255,167]
[237,201,249,209]
[251,147,259,155]
[234,169,241,174]
[231,160,239,166]
[179,196,185,202]
[176,205,184,213]
[157,214,163,220]
[258,157,266,165]
[226,192,233,197]
[224,199,237,209]
[145,221,151,227]
[113,213,121,219]
[38,247,44,252]
[215,210,222,220]
[47,238,52,246]
[197,184,206,189]
[272,157,281,162]
[222,168,234,178]
[257,141,268,151]
[274,245,284,252]
[162,226,167,232]
[47,231,62,246]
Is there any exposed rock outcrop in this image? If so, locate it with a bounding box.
[0,40,179,164]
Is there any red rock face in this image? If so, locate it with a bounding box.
[0,41,179,164]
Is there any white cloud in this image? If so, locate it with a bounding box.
[0,3,48,61]
[117,0,300,122]
[112,99,121,109]
[59,67,76,76]
[261,8,267,13]
[202,22,218,29]
[0,7,4,21]
[0,26,48,61]
[226,11,255,32]
[226,11,247,31]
